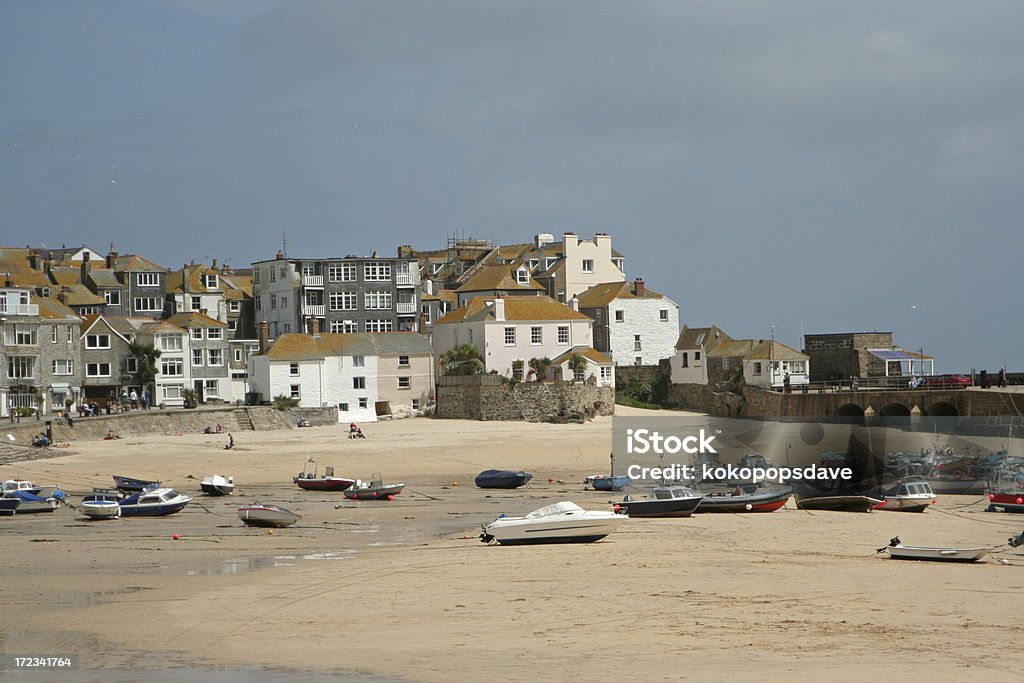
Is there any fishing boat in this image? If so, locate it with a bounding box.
[874,478,935,512]
[0,489,63,514]
[475,469,533,489]
[118,487,191,517]
[3,479,41,495]
[696,486,791,513]
[80,489,121,520]
[113,475,161,493]
[200,474,235,496]
[880,537,990,562]
[795,494,882,513]
[237,502,302,528]
[614,485,703,518]
[586,452,631,491]
[987,468,1024,513]
[343,474,405,500]
[293,459,356,492]
[480,501,626,545]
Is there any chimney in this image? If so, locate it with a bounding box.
[81,253,92,279]
[493,298,506,322]
[28,252,38,270]
[309,317,321,337]
[570,295,579,312]
[633,278,645,297]
[106,244,117,269]
[212,258,219,270]
[258,321,270,354]
[397,245,412,258]
[200,308,208,317]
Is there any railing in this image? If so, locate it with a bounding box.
[0,303,39,316]
[396,272,420,286]
[302,275,324,287]
[396,302,417,314]
[302,304,325,317]
[7,391,39,411]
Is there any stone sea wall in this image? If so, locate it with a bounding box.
[436,378,614,422]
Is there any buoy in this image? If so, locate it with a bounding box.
[267,529,274,535]
[172,534,180,540]
[352,494,359,499]
[387,494,394,501]
[335,505,341,509]
[452,481,459,487]
[1016,497,1023,505]
[613,504,620,512]
[990,494,996,502]
[745,504,752,511]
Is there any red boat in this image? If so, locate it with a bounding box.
[988,469,1024,513]
[293,459,355,492]
[695,486,791,513]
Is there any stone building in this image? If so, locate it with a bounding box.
[802,332,933,382]
[577,278,679,366]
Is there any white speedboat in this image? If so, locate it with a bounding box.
[81,489,121,520]
[876,478,936,513]
[238,502,302,528]
[201,474,235,496]
[885,543,990,562]
[480,501,626,545]
[3,479,41,495]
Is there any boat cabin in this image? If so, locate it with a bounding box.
[139,489,182,505]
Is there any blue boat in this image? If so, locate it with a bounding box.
[587,475,631,492]
[1,489,63,514]
[113,475,161,493]
[118,487,191,517]
[475,469,533,489]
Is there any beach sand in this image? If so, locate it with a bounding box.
[2,409,1023,681]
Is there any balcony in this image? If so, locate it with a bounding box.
[302,275,324,288]
[302,304,325,317]
[396,272,420,287]
[396,302,417,315]
[0,303,39,316]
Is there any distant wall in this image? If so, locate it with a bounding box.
[436,377,614,421]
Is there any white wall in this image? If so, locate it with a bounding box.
[670,347,709,385]
[745,359,811,389]
[559,234,625,300]
[607,297,679,366]
[249,354,378,423]
[482,318,593,377]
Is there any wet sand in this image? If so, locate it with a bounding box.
[2,410,1023,681]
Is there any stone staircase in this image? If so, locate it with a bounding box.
[234,408,256,431]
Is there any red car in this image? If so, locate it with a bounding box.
[922,374,973,389]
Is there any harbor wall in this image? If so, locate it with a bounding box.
[435,378,614,422]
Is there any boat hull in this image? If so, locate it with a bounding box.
[987,493,1024,513]
[238,505,301,528]
[875,499,931,512]
[616,497,702,518]
[486,517,625,545]
[475,470,532,489]
[887,545,990,562]
[696,489,791,513]
[343,484,404,500]
[796,495,882,513]
[113,475,160,492]
[293,477,356,491]
[201,483,235,496]
[588,475,631,492]
[0,499,21,516]
[119,502,189,517]
[82,502,121,519]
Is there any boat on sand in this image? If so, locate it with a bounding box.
[480,501,626,545]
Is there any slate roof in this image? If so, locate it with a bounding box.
[576,281,664,308]
[263,332,433,361]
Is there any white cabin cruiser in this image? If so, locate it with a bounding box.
[480,501,626,545]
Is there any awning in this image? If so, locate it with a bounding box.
[867,348,932,361]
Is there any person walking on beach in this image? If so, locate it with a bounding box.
[142,389,150,409]
[129,389,139,409]
[999,367,1007,387]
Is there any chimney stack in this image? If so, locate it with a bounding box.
[493,298,506,322]
[199,308,208,317]
[28,251,38,270]
[633,278,645,298]
[81,252,92,279]
[106,245,117,269]
[212,258,219,270]
[258,321,270,354]
[570,295,579,312]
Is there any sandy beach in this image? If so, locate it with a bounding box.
[2,409,1024,682]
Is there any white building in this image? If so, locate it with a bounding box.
[578,279,679,366]
[669,325,810,390]
[433,296,614,387]
[670,325,731,385]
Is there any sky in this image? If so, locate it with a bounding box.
[2,1,1022,372]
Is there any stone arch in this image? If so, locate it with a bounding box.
[879,403,911,417]
[925,401,958,417]
[836,403,865,417]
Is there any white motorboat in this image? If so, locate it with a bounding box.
[480,501,626,545]
[81,489,121,520]
[881,537,990,562]
[118,487,191,517]
[238,502,302,528]
[3,479,41,495]
[876,478,936,513]
[1,489,63,514]
[201,474,235,496]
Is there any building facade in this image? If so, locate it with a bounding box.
[578,279,679,366]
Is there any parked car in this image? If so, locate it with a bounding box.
[922,374,973,389]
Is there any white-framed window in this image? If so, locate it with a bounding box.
[163,384,182,400]
[191,328,203,340]
[227,319,237,332]
[504,327,516,346]
[7,356,34,379]
[192,349,204,366]
[398,376,411,389]
[204,379,219,397]
[136,272,159,286]
[203,274,218,289]
[269,268,276,282]
[353,376,366,389]
[364,291,392,310]
[162,358,184,376]
[330,321,359,334]
[5,324,37,346]
[191,296,202,311]
[531,327,542,345]
[412,399,421,411]
[582,259,594,273]
[364,262,392,281]
[207,327,223,340]
[233,348,243,363]
[615,310,624,322]
[78,306,100,315]
[365,320,392,333]
[289,363,299,376]
[290,384,300,399]
[207,349,223,366]
[270,294,277,309]
[516,269,529,285]
[339,402,349,412]
[330,291,359,311]
[660,309,669,321]
[52,359,74,375]
[634,356,642,366]
[791,361,806,373]
[328,263,357,282]
[545,257,556,270]
[85,333,110,349]
[600,366,612,382]
[528,259,539,271]
[634,335,642,351]
[86,362,111,377]
[104,290,121,306]
[134,297,161,312]
[51,326,58,343]
[358,397,368,409]
[67,326,74,343]
[398,355,410,367]
[229,300,240,313]
[558,326,569,345]
[159,334,182,351]
[352,355,365,367]
[254,269,260,284]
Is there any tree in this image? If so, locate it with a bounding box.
[568,353,588,381]
[128,341,161,394]
[439,344,485,376]
[528,357,552,381]
[272,394,301,410]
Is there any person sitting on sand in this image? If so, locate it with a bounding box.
[33,434,51,447]
[105,428,120,440]
[349,427,365,439]
[203,426,213,434]
[216,423,223,434]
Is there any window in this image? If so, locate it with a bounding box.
[204,274,218,289]
[100,290,120,307]
[365,319,392,333]
[67,326,74,343]
[289,363,299,376]
[353,377,366,389]
[137,272,159,286]
[207,349,223,366]
[582,259,594,273]
[531,327,542,345]
[330,320,358,334]
[558,326,569,345]
[352,356,365,367]
[330,291,358,311]
[694,351,701,361]
[192,349,204,366]
[290,384,300,399]
[339,402,349,412]
[163,385,182,399]
[398,377,411,389]
[634,356,642,366]
[78,306,100,315]
[364,291,392,310]
[191,328,203,340]
[791,361,806,373]
[227,320,237,332]
[254,269,260,284]
[270,294,277,309]
[191,296,202,311]
[162,359,184,376]
[8,356,35,379]
[364,262,392,281]
[281,296,287,307]
[634,335,642,351]
[682,352,689,368]
[358,397,368,409]
[52,359,74,375]
[660,309,669,321]
[398,355,410,367]
[6,324,37,345]
[504,327,516,346]
[134,297,161,312]
[753,362,763,376]
[255,297,261,311]
[528,259,539,271]
[207,327,223,340]
[516,269,529,285]
[159,334,182,351]
[328,263,357,282]
[615,310,624,322]
[545,257,556,270]
[411,399,421,411]
[269,268,276,282]
[51,326,58,343]
[86,362,111,377]
[600,366,612,382]
[233,348,244,363]
[229,300,240,313]
[205,380,219,397]
[86,333,110,349]
[126,357,138,373]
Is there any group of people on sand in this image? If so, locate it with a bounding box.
[348,423,365,439]
[32,433,51,447]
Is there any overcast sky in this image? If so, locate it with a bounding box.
[2,1,1022,372]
